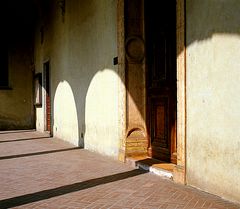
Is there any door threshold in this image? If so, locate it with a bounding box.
[126,155,175,180]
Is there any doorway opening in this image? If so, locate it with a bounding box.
[118,0,186,183]
[43,61,51,133]
[145,1,177,164]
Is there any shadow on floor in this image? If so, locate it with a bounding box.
[0,136,50,143]
[0,130,36,134]
[0,147,81,160]
[0,169,147,208]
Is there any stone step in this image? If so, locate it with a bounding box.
[126,156,174,180]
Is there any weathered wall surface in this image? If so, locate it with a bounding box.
[35,0,120,157]
[186,0,240,203]
[0,45,34,130]
[0,1,35,130]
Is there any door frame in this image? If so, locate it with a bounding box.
[43,60,52,135]
[117,0,186,184]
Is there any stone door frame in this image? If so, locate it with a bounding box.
[117,0,186,184]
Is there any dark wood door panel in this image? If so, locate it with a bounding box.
[149,96,171,161]
[146,0,176,163]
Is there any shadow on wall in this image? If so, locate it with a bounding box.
[0,0,36,130]
[186,0,240,45]
[39,0,240,156]
[48,0,121,156]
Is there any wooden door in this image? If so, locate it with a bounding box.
[44,62,51,132]
[146,0,177,163]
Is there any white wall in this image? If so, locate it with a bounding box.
[35,0,121,157]
[186,0,240,203]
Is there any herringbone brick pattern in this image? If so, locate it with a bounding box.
[0,130,239,209]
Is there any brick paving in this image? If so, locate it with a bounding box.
[0,130,239,209]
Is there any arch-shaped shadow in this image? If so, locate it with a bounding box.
[40,0,240,159]
[6,0,240,204]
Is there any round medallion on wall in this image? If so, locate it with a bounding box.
[125,36,145,63]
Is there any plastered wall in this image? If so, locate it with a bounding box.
[35,0,120,157]
[186,0,240,203]
[0,44,34,130]
[0,1,34,130]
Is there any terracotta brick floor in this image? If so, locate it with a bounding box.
[0,130,239,209]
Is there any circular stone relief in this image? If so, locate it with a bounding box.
[125,36,145,62]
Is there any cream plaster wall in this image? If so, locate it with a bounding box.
[35,0,120,157]
[85,69,119,156]
[0,1,35,130]
[0,44,34,130]
[186,0,240,203]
